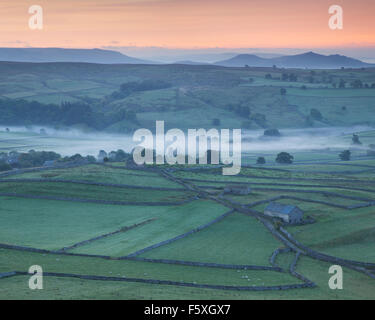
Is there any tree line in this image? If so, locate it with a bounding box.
[0,149,132,172]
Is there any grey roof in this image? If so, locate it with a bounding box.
[265,202,300,215]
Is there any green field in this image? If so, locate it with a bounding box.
[1,158,374,300]
[0,198,225,252]
[69,200,228,257]
[1,63,375,131]
[141,213,280,266]
[1,62,375,301]
[1,248,374,300]
[0,181,191,203]
[10,164,182,188]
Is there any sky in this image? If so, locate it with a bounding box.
[0,0,374,56]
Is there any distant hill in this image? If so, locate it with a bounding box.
[173,60,211,65]
[1,61,375,132]
[0,48,155,64]
[215,54,268,67]
[215,52,374,69]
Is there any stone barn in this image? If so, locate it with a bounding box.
[224,184,252,195]
[264,202,303,224]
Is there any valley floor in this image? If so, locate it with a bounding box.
[1,145,375,299]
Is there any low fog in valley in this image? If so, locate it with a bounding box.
[0,125,372,158]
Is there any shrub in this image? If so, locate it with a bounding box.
[352,134,362,145]
[339,150,351,161]
[264,129,281,137]
[310,108,323,121]
[276,152,294,164]
[0,161,12,172]
[256,157,266,164]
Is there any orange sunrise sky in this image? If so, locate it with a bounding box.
[0,0,374,49]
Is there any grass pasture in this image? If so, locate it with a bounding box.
[285,205,375,263]
[9,164,182,189]
[141,213,280,266]
[0,249,300,288]
[0,197,224,252]
[0,181,191,203]
[69,200,229,257]
[1,140,375,299]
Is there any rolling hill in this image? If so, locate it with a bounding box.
[215,52,374,69]
[0,61,375,132]
[0,48,154,64]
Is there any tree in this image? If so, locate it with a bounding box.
[236,106,250,118]
[339,79,346,88]
[310,108,323,121]
[108,151,117,161]
[256,157,266,165]
[289,73,297,82]
[0,161,11,172]
[86,155,97,163]
[352,134,362,145]
[350,79,363,89]
[339,150,351,161]
[212,118,221,126]
[264,128,281,137]
[114,149,129,162]
[69,154,84,162]
[0,152,7,162]
[17,150,61,168]
[276,152,294,164]
[97,150,108,162]
[280,88,287,96]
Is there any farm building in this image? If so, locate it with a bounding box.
[224,184,252,195]
[264,202,303,224]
